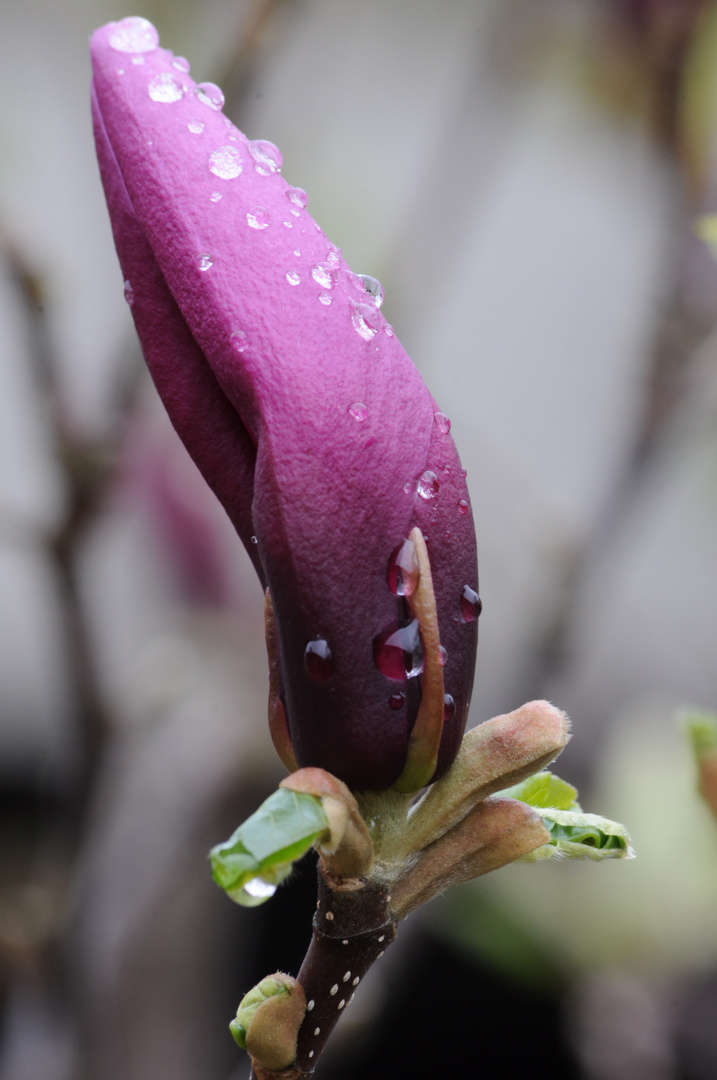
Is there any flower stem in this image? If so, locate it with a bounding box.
[250,866,396,1078]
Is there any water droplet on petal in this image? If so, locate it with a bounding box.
[348,402,367,422]
[460,467,468,479]
[389,692,405,711]
[358,274,384,308]
[387,539,418,597]
[123,279,134,306]
[318,292,332,306]
[210,191,222,202]
[312,263,337,289]
[283,220,293,228]
[443,694,456,722]
[373,620,424,680]
[249,139,283,174]
[230,330,249,353]
[417,471,439,500]
[109,17,159,53]
[246,206,269,229]
[460,585,482,622]
[351,300,381,341]
[188,118,205,134]
[385,324,395,338]
[305,639,334,682]
[131,55,145,65]
[197,82,225,110]
[117,68,125,75]
[209,145,242,179]
[172,56,191,72]
[148,72,184,103]
[293,249,301,257]
[403,480,414,495]
[287,186,308,208]
[243,878,277,900]
[434,412,451,435]
[250,535,258,544]
[286,270,301,286]
[326,249,341,267]
[198,254,213,271]
[458,499,469,516]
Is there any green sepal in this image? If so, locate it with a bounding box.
[501,770,579,811]
[210,788,329,906]
[682,708,717,759]
[522,808,635,861]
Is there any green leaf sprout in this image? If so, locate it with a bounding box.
[210,788,329,906]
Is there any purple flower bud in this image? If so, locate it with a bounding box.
[90,18,478,790]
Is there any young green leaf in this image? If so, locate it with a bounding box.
[500,770,579,810]
[521,808,635,862]
[210,788,329,906]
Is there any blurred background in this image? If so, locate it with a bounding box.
[2,0,717,1077]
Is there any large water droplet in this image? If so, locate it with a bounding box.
[287,186,308,208]
[148,72,184,103]
[243,878,277,900]
[312,263,337,290]
[230,330,248,353]
[305,639,334,682]
[123,279,134,306]
[249,139,283,175]
[351,300,381,341]
[417,471,439,500]
[434,412,451,435]
[387,539,418,597]
[172,55,191,73]
[348,402,367,422]
[209,145,242,180]
[286,270,301,286]
[460,585,482,622]
[443,694,456,722]
[373,620,424,680]
[358,274,384,308]
[247,206,269,229]
[198,254,213,271]
[197,82,225,110]
[458,499,469,516]
[188,118,204,134]
[108,16,159,54]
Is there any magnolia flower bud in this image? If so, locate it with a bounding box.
[90,18,479,790]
